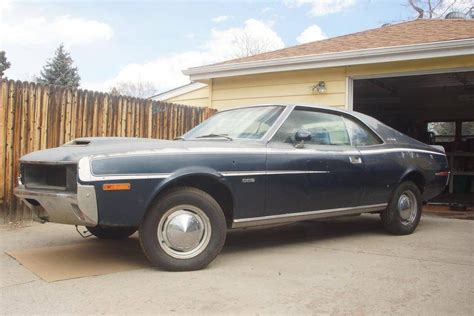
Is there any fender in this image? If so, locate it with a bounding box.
[398,168,425,191]
[144,166,234,211]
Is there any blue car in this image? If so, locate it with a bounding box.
[15,104,449,270]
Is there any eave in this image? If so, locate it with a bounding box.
[150,82,207,101]
[183,38,474,81]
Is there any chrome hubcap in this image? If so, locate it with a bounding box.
[397,191,417,225]
[158,205,211,259]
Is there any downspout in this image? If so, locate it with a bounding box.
[208,79,214,109]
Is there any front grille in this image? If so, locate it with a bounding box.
[21,163,77,192]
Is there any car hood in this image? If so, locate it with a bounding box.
[20,137,261,164]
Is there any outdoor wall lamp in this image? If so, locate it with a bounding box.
[312,81,327,94]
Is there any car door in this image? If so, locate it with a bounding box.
[265,107,365,216]
[342,116,390,205]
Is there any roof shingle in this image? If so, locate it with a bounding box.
[219,19,474,66]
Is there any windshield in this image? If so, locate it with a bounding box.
[183,106,284,140]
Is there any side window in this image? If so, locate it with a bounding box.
[272,109,350,146]
[344,117,382,146]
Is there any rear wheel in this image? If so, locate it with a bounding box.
[86,225,137,239]
[139,187,227,271]
[381,181,422,235]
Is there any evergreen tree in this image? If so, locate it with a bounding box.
[37,44,80,87]
[0,51,11,78]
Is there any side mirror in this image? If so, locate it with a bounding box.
[294,130,311,145]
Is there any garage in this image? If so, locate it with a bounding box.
[352,70,474,205]
[163,18,473,207]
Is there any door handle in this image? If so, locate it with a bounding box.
[349,156,362,164]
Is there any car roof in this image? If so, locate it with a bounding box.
[219,103,362,120]
[217,103,410,147]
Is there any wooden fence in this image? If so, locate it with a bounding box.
[0,79,216,223]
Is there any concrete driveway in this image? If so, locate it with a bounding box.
[1,214,473,315]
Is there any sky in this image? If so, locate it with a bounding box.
[0,0,462,94]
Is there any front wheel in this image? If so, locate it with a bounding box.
[380,181,422,235]
[139,187,227,271]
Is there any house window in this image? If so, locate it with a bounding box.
[461,121,474,141]
[427,121,456,143]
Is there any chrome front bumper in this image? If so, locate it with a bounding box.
[14,184,98,226]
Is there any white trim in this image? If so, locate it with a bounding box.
[359,148,445,156]
[221,170,330,177]
[81,145,443,162]
[78,166,330,182]
[268,147,445,156]
[150,82,207,101]
[346,76,354,111]
[86,173,171,181]
[183,39,474,80]
[232,203,388,228]
[77,147,444,181]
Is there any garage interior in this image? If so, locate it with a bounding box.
[353,71,474,207]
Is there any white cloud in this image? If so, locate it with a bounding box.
[100,51,215,93]
[285,0,355,16]
[296,25,327,44]
[0,0,13,17]
[0,15,113,47]
[0,1,114,81]
[212,15,229,23]
[95,19,285,93]
[205,19,284,58]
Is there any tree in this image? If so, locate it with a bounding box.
[0,51,11,78]
[109,80,158,98]
[232,31,279,58]
[407,0,472,19]
[37,44,80,87]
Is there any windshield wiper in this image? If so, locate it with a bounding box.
[195,133,233,141]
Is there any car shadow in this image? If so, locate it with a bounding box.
[221,214,386,255]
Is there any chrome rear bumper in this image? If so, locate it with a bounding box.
[14,184,98,226]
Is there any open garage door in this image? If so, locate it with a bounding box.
[353,71,474,206]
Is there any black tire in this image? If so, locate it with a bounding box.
[380,181,422,235]
[139,187,227,271]
[86,225,137,239]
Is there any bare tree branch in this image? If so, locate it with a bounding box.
[109,80,158,99]
[409,0,425,18]
[232,30,277,58]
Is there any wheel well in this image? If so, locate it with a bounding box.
[402,171,425,193]
[151,175,234,228]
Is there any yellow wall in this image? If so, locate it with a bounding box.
[166,55,474,110]
[211,68,347,110]
[167,85,209,107]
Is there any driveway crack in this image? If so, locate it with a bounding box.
[311,246,474,267]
